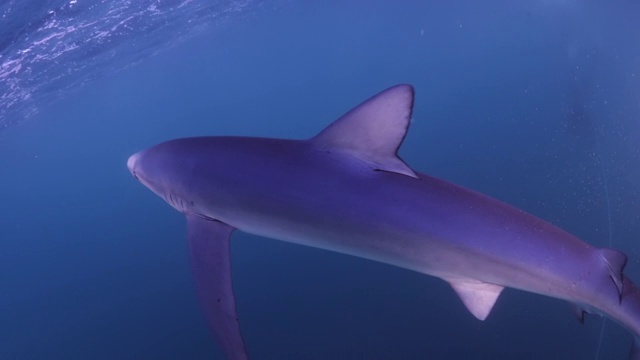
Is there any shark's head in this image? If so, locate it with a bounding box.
[127,140,198,214]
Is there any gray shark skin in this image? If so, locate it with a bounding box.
[128,85,640,359]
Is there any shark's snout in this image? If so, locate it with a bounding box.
[127,152,140,180]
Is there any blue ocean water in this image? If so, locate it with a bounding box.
[2,0,640,359]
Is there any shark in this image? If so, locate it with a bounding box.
[127,84,640,359]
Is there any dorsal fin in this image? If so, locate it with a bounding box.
[310,84,418,178]
[599,248,627,302]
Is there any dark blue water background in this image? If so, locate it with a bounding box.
[2,1,640,359]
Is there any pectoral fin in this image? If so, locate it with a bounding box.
[446,279,504,321]
[186,214,248,360]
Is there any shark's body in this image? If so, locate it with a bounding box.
[128,85,640,359]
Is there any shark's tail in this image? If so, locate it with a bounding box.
[608,277,640,360]
[585,250,640,360]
